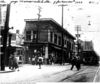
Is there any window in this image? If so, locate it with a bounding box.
[33,31,37,40]
[54,34,57,44]
[67,41,71,50]
[17,50,20,55]
[50,32,53,42]
[26,31,31,41]
[64,40,66,45]
[58,36,61,45]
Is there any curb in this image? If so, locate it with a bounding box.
[0,67,15,73]
[0,70,15,73]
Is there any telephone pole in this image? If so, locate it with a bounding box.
[58,4,67,28]
[58,4,67,64]
[1,3,11,71]
[36,6,42,43]
[37,6,42,20]
[1,1,17,71]
[75,25,81,56]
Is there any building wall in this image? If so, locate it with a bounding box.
[81,41,93,51]
[24,19,75,64]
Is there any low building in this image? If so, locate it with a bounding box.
[24,18,75,64]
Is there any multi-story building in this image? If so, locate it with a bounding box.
[24,18,75,64]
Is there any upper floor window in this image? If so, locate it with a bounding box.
[50,32,53,42]
[58,36,61,45]
[54,34,57,44]
[33,31,37,40]
[64,40,66,45]
[67,41,71,49]
[26,31,31,41]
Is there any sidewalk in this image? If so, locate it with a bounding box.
[0,68,14,73]
[0,64,23,73]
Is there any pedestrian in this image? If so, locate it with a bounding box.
[38,56,43,69]
[70,56,80,71]
[76,56,81,70]
[9,54,14,70]
[32,57,35,65]
[13,55,19,71]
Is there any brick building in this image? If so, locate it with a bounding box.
[24,18,75,64]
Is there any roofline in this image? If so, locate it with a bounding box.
[24,18,75,39]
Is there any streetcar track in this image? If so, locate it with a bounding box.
[60,66,90,82]
[93,66,100,82]
[16,66,91,82]
[38,66,90,82]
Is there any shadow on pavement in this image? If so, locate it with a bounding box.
[72,75,88,82]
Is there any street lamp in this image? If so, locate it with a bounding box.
[1,1,17,71]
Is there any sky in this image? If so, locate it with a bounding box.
[2,0,100,56]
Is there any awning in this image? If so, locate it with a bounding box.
[51,45,61,50]
[50,45,67,52]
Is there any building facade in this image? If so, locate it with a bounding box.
[24,18,75,64]
[80,41,99,65]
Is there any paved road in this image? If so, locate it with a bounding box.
[32,65,99,82]
[63,65,99,82]
[93,66,100,82]
[0,64,99,84]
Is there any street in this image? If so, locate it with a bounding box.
[0,64,99,84]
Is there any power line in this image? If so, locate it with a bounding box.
[82,31,100,32]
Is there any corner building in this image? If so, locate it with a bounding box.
[24,18,75,64]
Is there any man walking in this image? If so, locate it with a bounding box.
[70,56,81,71]
[76,56,81,70]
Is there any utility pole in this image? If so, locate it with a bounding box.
[58,4,67,64]
[58,4,67,28]
[37,6,42,43]
[75,25,81,56]
[37,6,42,20]
[1,3,11,71]
[1,1,16,71]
